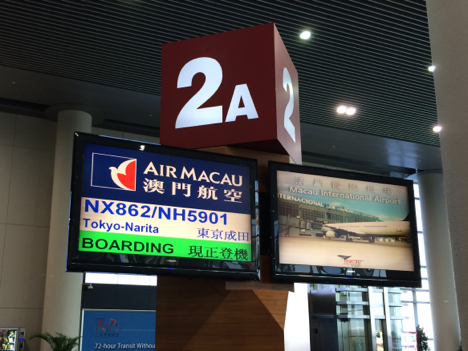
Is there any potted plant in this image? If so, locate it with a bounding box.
[30,332,79,351]
[416,325,430,351]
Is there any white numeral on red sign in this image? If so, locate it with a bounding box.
[283,67,295,142]
[176,57,258,129]
[176,57,223,129]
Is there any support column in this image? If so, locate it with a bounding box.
[417,171,460,351]
[284,283,310,351]
[41,109,92,348]
[156,146,295,351]
[426,1,468,347]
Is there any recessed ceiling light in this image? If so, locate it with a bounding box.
[300,31,311,40]
[337,105,347,114]
[428,65,436,72]
[433,125,442,133]
[346,107,357,115]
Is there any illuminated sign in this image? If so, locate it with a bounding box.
[160,23,302,164]
[81,310,155,351]
[67,133,259,280]
[270,162,422,287]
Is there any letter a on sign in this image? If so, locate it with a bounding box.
[160,23,302,164]
[225,84,259,122]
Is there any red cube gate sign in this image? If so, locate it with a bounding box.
[160,23,302,164]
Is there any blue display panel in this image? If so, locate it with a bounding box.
[81,310,155,350]
[67,133,260,280]
[84,144,251,214]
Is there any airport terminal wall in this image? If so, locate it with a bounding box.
[0,112,160,350]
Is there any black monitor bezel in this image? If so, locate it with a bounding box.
[269,161,422,288]
[67,132,260,280]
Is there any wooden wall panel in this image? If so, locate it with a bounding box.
[253,289,289,330]
[156,276,287,351]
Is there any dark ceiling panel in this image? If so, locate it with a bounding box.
[0,0,439,146]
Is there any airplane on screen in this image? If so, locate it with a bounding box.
[320,220,411,243]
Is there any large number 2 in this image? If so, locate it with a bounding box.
[283,67,295,142]
[175,57,259,129]
[176,57,223,129]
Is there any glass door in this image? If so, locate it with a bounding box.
[375,320,386,351]
[337,319,372,351]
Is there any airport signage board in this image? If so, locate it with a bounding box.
[67,133,260,280]
[80,310,155,351]
[269,161,422,287]
[160,23,302,164]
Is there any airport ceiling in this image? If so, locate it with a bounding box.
[0,1,441,175]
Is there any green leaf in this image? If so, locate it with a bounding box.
[416,325,430,351]
[30,332,80,351]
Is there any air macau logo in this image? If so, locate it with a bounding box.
[110,159,136,190]
[91,153,137,191]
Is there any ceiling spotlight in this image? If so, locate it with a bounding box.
[428,65,436,72]
[337,105,347,114]
[300,31,312,40]
[433,125,442,133]
[346,107,357,115]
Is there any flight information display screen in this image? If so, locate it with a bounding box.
[67,133,259,280]
[269,161,421,287]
